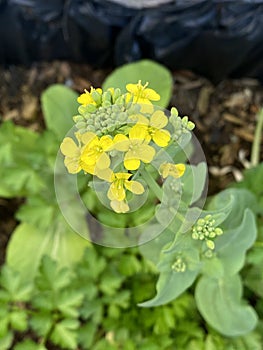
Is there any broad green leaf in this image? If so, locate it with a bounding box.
[234,163,263,212]
[0,332,13,350]
[139,242,200,307]
[216,209,257,275]
[30,313,53,338]
[51,318,79,349]
[9,310,28,331]
[181,162,208,205]
[6,223,90,283]
[139,224,174,265]
[78,323,97,349]
[102,60,173,108]
[57,290,83,318]
[195,274,258,336]
[207,188,257,229]
[41,84,78,140]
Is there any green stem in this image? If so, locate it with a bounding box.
[139,167,185,223]
[251,108,263,167]
[140,167,163,202]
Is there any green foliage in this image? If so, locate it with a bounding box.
[1,248,262,349]
[102,60,173,108]
[1,82,263,348]
[140,188,259,336]
[41,84,78,141]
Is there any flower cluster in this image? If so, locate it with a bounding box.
[60,81,194,213]
[191,215,223,252]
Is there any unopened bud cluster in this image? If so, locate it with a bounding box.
[192,215,223,250]
[171,256,186,272]
[170,107,195,140]
[74,88,140,136]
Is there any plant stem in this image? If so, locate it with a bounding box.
[140,168,163,202]
[251,108,263,167]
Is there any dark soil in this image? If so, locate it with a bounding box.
[0,61,263,262]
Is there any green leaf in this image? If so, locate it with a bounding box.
[6,223,90,282]
[234,163,263,212]
[195,274,258,336]
[207,188,257,229]
[216,209,257,275]
[0,332,13,350]
[181,163,208,205]
[78,323,97,349]
[102,60,173,108]
[14,340,47,350]
[30,313,53,337]
[51,318,79,349]
[41,84,78,140]
[9,310,28,331]
[57,290,83,318]
[0,266,32,301]
[139,241,200,307]
[0,121,45,197]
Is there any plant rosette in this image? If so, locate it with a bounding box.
[56,80,207,248]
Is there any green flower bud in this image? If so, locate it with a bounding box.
[113,88,122,102]
[206,240,215,250]
[102,100,112,108]
[102,91,112,103]
[73,115,84,123]
[215,228,223,236]
[86,104,97,113]
[76,121,87,129]
[91,90,102,105]
[171,107,179,117]
[171,257,186,272]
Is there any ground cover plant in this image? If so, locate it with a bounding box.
[0,60,263,349]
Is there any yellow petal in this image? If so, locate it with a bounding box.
[134,115,149,125]
[113,134,130,151]
[60,138,79,157]
[152,129,171,147]
[108,183,126,201]
[80,161,95,175]
[126,83,139,94]
[129,124,148,141]
[160,163,186,178]
[143,88,160,101]
[150,110,168,129]
[124,158,141,171]
[136,97,152,105]
[115,173,132,180]
[125,180,144,195]
[99,135,113,151]
[138,144,156,163]
[77,93,94,106]
[95,167,114,182]
[96,152,111,169]
[140,104,154,114]
[110,200,130,213]
[64,158,81,174]
[81,132,97,145]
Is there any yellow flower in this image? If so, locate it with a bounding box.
[80,132,113,175]
[110,200,130,213]
[159,163,186,179]
[77,87,102,106]
[107,172,144,202]
[134,110,171,147]
[113,125,155,170]
[60,134,82,174]
[126,80,160,105]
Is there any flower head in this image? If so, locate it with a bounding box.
[134,110,171,147]
[77,87,102,106]
[113,125,155,170]
[159,163,186,179]
[126,80,160,105]
[80,132,113,175]
[60,134,82,174]
[107,172,144,202]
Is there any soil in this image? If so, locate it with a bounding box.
[0,61,263,263]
